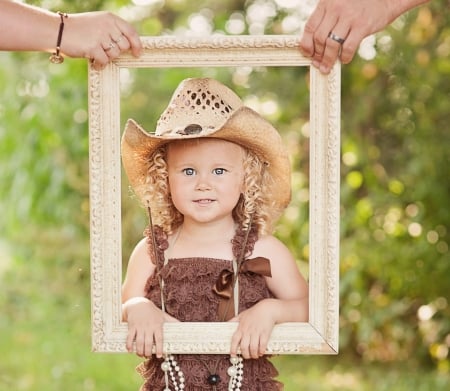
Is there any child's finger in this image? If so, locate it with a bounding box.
[258,332,270,357]
[248,335,261,359]
[153,327,164,358]
[143,332,154,358]
[230,327,242,357]
[135,332,147,357]
[238,334,252,359]
[126,327,136,352]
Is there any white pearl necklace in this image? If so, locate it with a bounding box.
[227,356,244,390]
[161,354,244,391]
[161,355,185,390]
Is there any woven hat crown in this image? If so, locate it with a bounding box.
[156,78,243,136]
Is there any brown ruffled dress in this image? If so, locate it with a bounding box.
[136,225,283,391]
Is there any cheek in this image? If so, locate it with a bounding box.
[167,176,189,207]
[168,176,179,197]
[168,189,183,212]
[167,176,178,201]
[238,174,245,194]
[230,178,245,203]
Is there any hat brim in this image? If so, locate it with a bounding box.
[121,106,291,210]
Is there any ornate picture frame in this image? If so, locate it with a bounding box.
[88,35,340,354]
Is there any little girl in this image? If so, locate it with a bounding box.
[121,77,309,390]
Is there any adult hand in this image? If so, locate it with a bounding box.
[62,11,142,70]
[299,0,429,74]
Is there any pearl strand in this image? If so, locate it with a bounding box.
[161,355,185,391]
[227,356,244,391]
[161,355,244,390]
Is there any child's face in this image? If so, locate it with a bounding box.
[167,138,244,226]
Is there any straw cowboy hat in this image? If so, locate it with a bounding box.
[121,77,291,210]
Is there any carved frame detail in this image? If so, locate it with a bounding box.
[88,35,340,354]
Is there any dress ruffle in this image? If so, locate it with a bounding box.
[138,225,282,390]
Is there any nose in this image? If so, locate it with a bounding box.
[195,172,211,190]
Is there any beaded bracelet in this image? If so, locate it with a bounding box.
[49,11,68,64]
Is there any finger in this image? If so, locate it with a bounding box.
[299,1,326,57]
[89,49,109,70]
[135,333,146,357]
[319,26,350,74]
[258,332,270,357]
[103,40,120,58]
[115,18,142,57]
[143,338,153,358]
[230,328,241,357]
[238,333,252,360]
[312,13,339,61]
[339,28,364,64]
[90,59,106,71]
[153,327,164,358]
[126,328,137,352]
[249,336,261,359]
[249,331,269,359]
[126,33,142,58]
[88,40,115,67]
[111,33,130,51]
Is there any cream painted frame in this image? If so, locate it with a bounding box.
[88,35,340,354]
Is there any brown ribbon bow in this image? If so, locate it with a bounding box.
[212,257,272,321]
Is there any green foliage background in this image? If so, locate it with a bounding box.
[1,0,449,390]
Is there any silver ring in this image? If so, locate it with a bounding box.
[112,34,124,44]
[328,32,345,45]
[104,42,116,52]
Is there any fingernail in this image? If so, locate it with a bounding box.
[320,64,330,74]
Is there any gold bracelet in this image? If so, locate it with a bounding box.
[49,11,68,64]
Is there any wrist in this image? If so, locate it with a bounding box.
[122,296,151,321]
[49,12,68,64]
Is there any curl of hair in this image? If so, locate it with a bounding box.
[234,149,283,235]
[141,145,183,234]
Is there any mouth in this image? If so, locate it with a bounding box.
[194,199,215,205]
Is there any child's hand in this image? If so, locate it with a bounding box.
[228,299,277,359]
[124,299,178,358]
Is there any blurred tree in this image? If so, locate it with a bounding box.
[338,2,450,370]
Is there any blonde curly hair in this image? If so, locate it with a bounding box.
[140,139,284,236]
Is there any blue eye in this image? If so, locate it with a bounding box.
[182,168,195,176]
[213,168,226,175]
